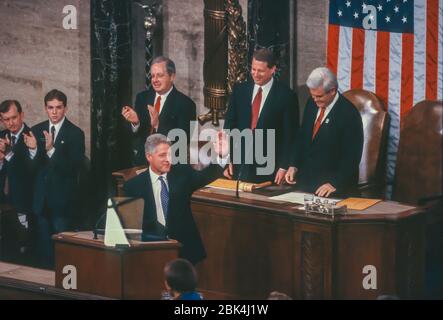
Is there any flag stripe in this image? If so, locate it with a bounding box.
[401,33,414,124]
[337,26,353,91]
[376,31,390,107]
[438,0,443,100]
[327,24,340,75]
[414,0,427,105]
[351,28,365,90]
[363,30,377,94]
[386,33,403,185]
[426,0,439,100]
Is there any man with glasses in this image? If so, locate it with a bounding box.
[285,67,363,198]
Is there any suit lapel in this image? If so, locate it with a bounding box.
[244,82,255,127]
[54,119,68,148]
[144,170,157,216]
[159,87,176,123]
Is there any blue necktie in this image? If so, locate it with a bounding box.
[159,176,169,220]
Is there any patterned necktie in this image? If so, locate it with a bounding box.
[154,96,162,114]
[312,107,326,141]
[51,125,56,143]
[10,135,16,148]
[250,87,262,129]
[159,176,169,221]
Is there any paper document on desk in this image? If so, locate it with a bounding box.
[269,192,342,205]
[269,192,311,204]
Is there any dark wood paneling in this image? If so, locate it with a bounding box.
[194,202,293,299]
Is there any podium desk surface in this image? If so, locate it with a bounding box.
[193,188,424,222]
[53,231,181,252]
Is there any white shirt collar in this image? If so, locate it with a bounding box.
[149,166,168,183]
[254,77,274,94]
[155,85,174,101]
[11,124,25,139]
[49,116,66,132]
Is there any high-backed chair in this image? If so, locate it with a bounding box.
[393,100,443,205]
[343,89,389,198]
[392,100,443,299]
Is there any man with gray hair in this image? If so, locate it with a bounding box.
[123,133,228,264]
[285,67,363,197]
[122,56,196,166]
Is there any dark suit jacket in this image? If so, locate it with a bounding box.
[131,86,196,165]
[224,80,299,182]
[291,93,363,195]
[31,118,85,219]
[123,164,223,264]
[0,124,34,214]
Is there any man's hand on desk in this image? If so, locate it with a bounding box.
[284,166,297,185]
[274,168,287,185]
[315,183,336,198]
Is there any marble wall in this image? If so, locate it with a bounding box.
[0,0,328,152]
[0,0,91,155]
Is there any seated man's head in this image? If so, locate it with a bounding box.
[164,258,198,297]
[145,134,172,175]
[306,67,338,109]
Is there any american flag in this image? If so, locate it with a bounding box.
[327,0,443,197]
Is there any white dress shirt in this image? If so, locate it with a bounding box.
[149,167,169,226]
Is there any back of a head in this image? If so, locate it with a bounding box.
[164,258,198,293]
[267,291,293,300]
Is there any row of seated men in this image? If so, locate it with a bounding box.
[0,48,364,270]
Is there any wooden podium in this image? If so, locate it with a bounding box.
[53,232,180,299]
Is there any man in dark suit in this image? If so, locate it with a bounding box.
[0,100,35,259]
[285,67,363,197]
[122,56,196,166]
[28,89,85,268]
[223,48,299,184]
[0,100,34,216]
[123,133,227,265]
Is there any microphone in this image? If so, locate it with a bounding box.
[235,163,244,199]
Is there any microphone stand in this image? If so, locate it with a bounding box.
[235,164,244,199]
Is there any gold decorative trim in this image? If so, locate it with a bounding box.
[226,0,248,96]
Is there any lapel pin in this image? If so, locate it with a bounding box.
[325,118,330,124]
[61,140,65,144]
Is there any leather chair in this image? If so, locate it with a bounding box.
[392,100,443,299]
[393,100,443,205]
[343,89,389,198]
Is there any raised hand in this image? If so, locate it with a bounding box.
[121,106,140,125]
[23,131,37,150]
[147,105,159,129]
[43,130,54,152]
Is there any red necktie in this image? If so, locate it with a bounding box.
[154,96,161,114]
[312,107,326,140]
[250,87,262,129]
